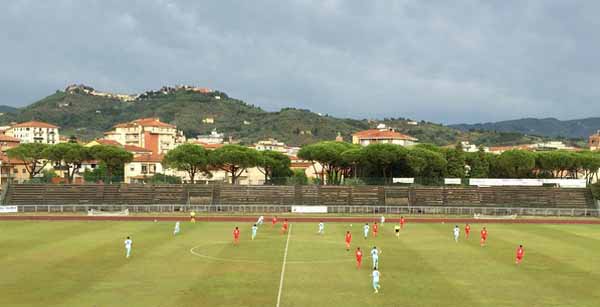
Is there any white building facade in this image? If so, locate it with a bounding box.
[6,121,60,144]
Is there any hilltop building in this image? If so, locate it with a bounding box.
[352,124,418,147]
[5,121,60,144]
[65,84,136,102]
[104,118,185,155]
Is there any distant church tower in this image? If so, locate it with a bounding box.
[335,132,344,142]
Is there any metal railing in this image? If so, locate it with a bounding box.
[7,204,600,217]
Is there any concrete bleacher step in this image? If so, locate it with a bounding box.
[2,184,596,209]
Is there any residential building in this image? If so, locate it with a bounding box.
[6,121,60,144]
[254,139,287,153]
[0,134,21,152]
[531,141,576,151]
[488,144,535,154]
[86,138,153,155]
[104,118,185,155]
[0,152,29,185]
[195,129,224,144]
[124,154,165,184]
[589,131,600,151]
[289,156,323,181]
[352,125,418,146]
[188,141,224,150]
[459,141,489,153]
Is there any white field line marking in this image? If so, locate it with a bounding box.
[276,224,292,307]
[189,239,353,264]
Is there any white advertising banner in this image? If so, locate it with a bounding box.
[0,206,18,213]
[469,178,586,188]
[392,178,414,184]
[444,178,462,185]
[291,206,328,213]
[470,179,542,187]
[541,179,587,188]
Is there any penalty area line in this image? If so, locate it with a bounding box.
[276,224,292,307]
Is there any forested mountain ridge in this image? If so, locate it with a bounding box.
[0,85,565,146]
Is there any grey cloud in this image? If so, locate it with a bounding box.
[1,0,599,124]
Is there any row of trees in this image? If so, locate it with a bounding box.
[6,141,600,186]
[6,142,294,185]
[6,143,134,183]
[163,144,292,184]
[297,141,600,185]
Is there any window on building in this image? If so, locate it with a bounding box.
[141,165,148,174]
[22,169,26,173]
[150,164,156,174]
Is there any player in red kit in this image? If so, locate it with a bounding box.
[272,216,278,228]
[345,231,352,251]
[281,219,288,234]
[515,245,525,264]
[465,224,471,239]
[355,247,363,269]
[233,226,240,245]
[400,216,405,229]
[372,222,379,237]
[480,227,488,247]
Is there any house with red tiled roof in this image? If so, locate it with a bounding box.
[5,120,60,144]
[103,117,185,154]
[86,139,152,155]
[0,134,21,152]
[0,152,29,185]
[124,154,165,183]
[352,125,418,147]
[188,140,224,150]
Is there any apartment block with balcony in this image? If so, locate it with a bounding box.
[104,118,185,154]
[5,121,60,144]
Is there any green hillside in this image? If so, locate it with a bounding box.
[451,117,600,139]
[0,85,557,146]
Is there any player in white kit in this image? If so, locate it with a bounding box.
[251,224,258,240]
[174,221,180,235]
[257,215,264,226]
[372,267,381,293]
[370,246,381,268]
[453,225,460,242]
[124,236,132,258]
[318,221,325,234]
[380,215,385,225]
[363,223,370,239]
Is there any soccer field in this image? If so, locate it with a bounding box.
[1,220,599,307]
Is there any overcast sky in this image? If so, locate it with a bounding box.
[1,1,599,124]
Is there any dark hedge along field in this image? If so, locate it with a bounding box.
[0,220,598,307]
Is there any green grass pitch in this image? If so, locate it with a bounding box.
[1,220,599,307]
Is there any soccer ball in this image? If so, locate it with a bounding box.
[154,219,157,223]
[350,224,353,227]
